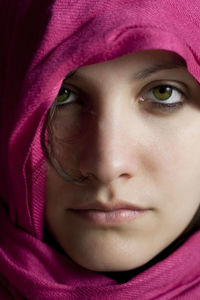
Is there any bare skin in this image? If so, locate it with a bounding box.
[46,50,200,272]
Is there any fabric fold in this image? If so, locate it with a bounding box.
[1,0,200,298]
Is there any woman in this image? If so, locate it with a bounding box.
[0,0,200,299]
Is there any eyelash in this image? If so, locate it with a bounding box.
[139,83,187,113]
[55,83,187,113]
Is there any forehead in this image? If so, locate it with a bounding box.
[66,50,186,81]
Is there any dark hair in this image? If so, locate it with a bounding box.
[41,102,90,184]
[42,100,200,228]
[41,93,200,282]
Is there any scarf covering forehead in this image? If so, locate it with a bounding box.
[1,0,200,298]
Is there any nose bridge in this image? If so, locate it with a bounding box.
[79,100,137,183]
[95,104,124,158]
[93,85,128,153]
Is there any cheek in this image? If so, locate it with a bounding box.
[160,132,200,187]
[143,112,200,187]
[147,123,200,223]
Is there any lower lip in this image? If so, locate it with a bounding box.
[69,208,147,225]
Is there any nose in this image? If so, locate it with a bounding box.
[79,107,138,184]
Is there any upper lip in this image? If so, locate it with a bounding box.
[69,201,149,212]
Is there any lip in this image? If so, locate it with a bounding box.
[68,201,150,225]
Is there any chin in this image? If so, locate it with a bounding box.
[65,245,154,272]
[74,255,150,272]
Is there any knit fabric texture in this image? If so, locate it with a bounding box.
[0,0,200,299]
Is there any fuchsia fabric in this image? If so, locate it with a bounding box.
[1,0,200,298]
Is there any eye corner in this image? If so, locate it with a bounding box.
[137,81,187,114]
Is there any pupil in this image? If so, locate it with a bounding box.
[159,87,167,94]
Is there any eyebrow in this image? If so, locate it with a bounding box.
[133,62,186,80]
[65,61,186,82]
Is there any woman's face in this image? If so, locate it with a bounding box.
[45,50,200,272]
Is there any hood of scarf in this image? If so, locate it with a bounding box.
[1,0,200,299]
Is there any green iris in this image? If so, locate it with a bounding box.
[56,88,70,103]
[153,86,172,101]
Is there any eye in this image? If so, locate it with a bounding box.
[141,85,185,104]
[55,87,78,105]
[139,83,187,113]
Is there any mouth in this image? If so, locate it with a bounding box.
[68,201,151,226]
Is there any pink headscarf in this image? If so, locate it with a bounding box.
[1,0,200,298]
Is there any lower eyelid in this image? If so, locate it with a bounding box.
[152,101,184,108]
